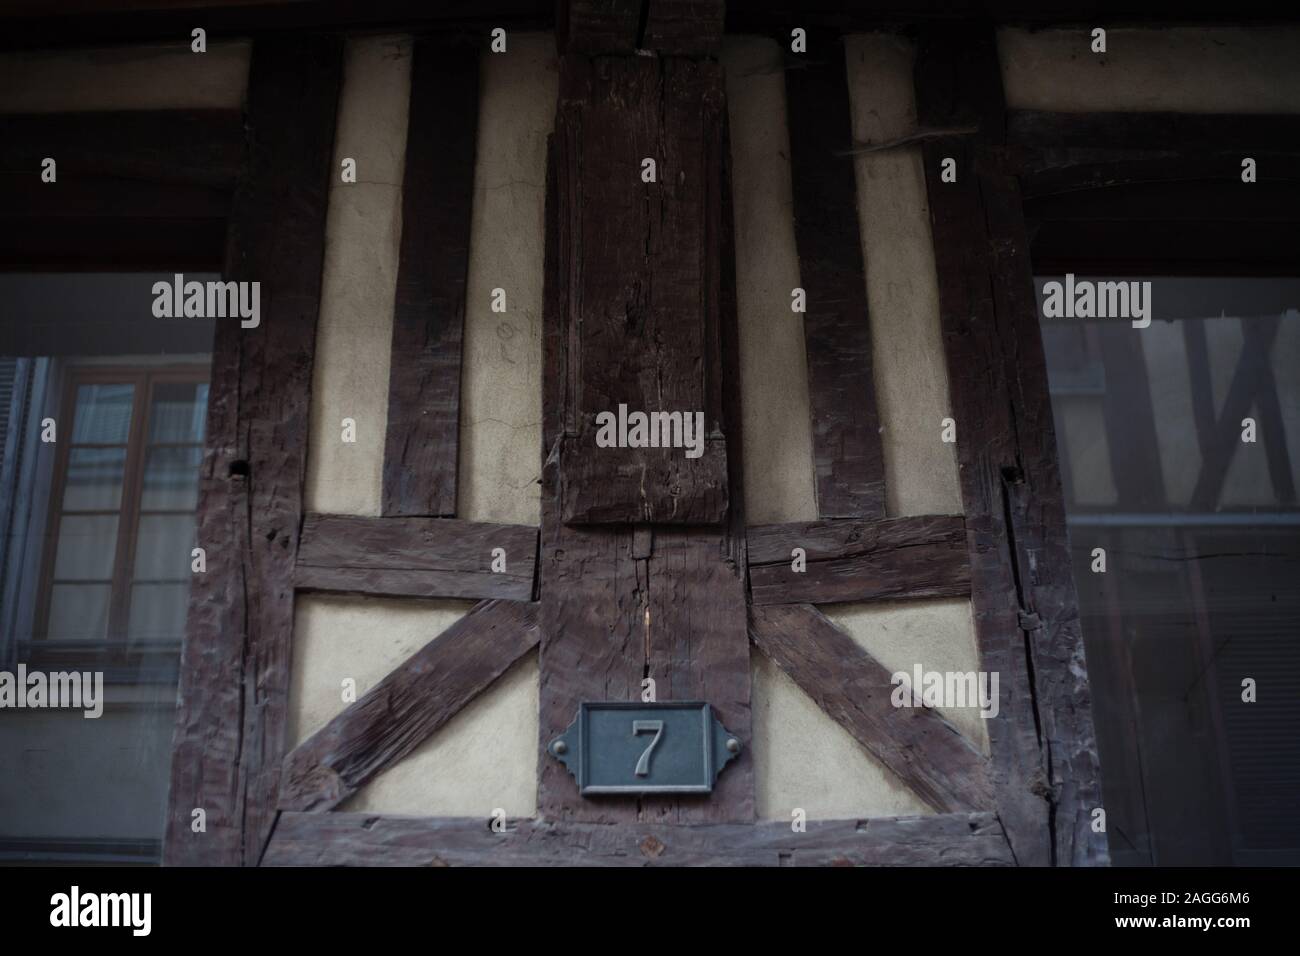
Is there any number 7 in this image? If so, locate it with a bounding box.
[632,720,664,777]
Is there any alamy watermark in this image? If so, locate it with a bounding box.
[50,886,151,936]
[0,664,103,718]
[890,664,1000,719]
[1040,273,1152,328]
[594,403,706,459]
[151,273,260,328]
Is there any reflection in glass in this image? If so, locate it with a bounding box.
[52,514,119,580]
[61,447,127,511]
[139,446,202,510]
[70,383,134,443]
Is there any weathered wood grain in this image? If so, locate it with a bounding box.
[264,810,1014,866]
[552,55,730,525]
[558,0,641,54]
[784,34,886,519]
[279,599,540,813]
[643,0,725,56]
[165,36,342,867]
[294,513,537,601]
[916,26,1107,867]
[0,110,245,187]
[537,56,753,823]
[382,37,479,517]
[749,604,991,814]
[747,515,970,605]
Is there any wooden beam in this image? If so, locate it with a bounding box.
[1008,110,1300,154]
[551,55,730,526]
[916,26,1107,867]
[382,37,479,517]
[294,514,537,601]
[0,217,227,273]
[264,810,1015,866]
[537,55,753,824]
[164,35,342,867]
[749,603,991,814]
[784,34,886,519]
[558,1,724,56]
[279,599,540,813]
[0,110,245,187]
[642,0,725,56]
[747,515,970,606]
[558,0,640,54]
[1019,152,1300,202]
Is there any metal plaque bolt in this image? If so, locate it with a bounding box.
[552,740,568,755]
[726,737,740,753]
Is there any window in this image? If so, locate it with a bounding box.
[32,368,208,678]
[0,272,216,864]
[1038,272,1300,865]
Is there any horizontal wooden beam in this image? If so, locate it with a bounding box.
[0,110,245,187]
[747,515,970,606]
[294,513,537,601]
[1008,110,1300,154]
[279,599,540,813]
[264,810,1014,866]
[749,603,991,814]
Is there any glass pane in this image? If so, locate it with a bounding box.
[47,583,111,640]
[1039,275,1300,866]
[127,582,189,641]
[61,447,127,510]
[139,446,202,510]
[70,383,134,443]
[133,513,196,581]
[147,381,209,443]
[52,514,119,579]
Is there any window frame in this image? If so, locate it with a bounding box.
[30,363,209,680]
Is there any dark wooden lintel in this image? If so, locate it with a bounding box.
[264,810,1015,866]
[0,110,246,188]
[279,599,541,813]
[1009,110,1300,155]
[294,513,538,601]
[747,515,970,606]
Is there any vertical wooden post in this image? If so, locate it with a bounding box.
[165,35,342,866]
[382,36,480,518]
[785,32,886,519]
[915,27,1107,868]
[537,24,753,823]
[915,26,1108,866]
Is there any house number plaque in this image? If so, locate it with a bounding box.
[549,702,741,795]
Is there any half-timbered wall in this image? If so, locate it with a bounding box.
[6,14,1296,867]
[289,34,556,817]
